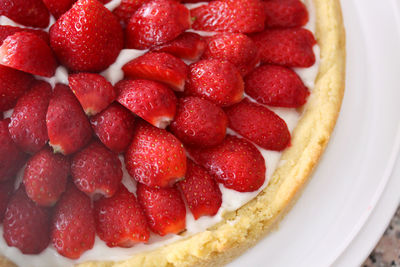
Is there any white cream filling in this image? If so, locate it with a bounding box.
[0,0,320,266]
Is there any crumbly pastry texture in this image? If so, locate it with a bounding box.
[0,0,345,266]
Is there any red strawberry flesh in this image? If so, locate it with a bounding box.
[189,135,266,192]
[169,96,228,147]
[225,98,291,151]
[94,185,150,247]
[116,79,177,128]
[49,0,123,72]
[251,28,316,68]
[245,64,309,108]
[71,141,122,198]
[0,32,57,77]
[90,102,136,153]
[69,73,117,116]
[178,159,222,219]
[3,187,51,254]
[46,84,93,155]
[185,59,244,107]
[137,183,186,236]
[52,183,95,259]
[264,0,309,28]
[122,52,189,92]
[23,147,70,206]
[0,0,50,28]
[126,0,190,49]
[9,81,52,154]
[125,121,187,188]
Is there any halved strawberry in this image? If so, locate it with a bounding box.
[126,0,190,49]
[245,64,309,108]
[116,79,177,128]
[3,187,51,254]
[0,0,50,28]
[52,183,95,259]
[152,32,206,61]
[191,0,265,33]
[69,73,117,116]
[46,84,93,155]
[72,141,122,198]
[0,118,26,182]
[90,103,136,153]
[42,0,76,18]
[202,33,260,76]
[9,81,52,154]
[125,121,187,188]
[23,147,70,207]
[113,0,149,27]
[136,183,186,236]
[122,52,188,91]
[178,159,221,219]
[0,32,57,77]
[0,65,34,112]
[0,25,49,45]
[264,0,309,28]
[189,135,266,192]
[49,0,123,72]
[169,96,228,147]
[94,185,150,247]
[225,98,291,151]
[251,28,316,68]
[185,59,244,107]
[0,179,15,222]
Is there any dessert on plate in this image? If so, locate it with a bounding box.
[0,0,345,266]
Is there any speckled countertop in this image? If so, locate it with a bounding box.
[363,206,400,267]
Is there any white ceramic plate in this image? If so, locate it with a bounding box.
[229,0,400,266]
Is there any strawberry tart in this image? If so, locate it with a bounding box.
[0,0,345,266]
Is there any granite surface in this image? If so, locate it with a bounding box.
[363,206,400,267]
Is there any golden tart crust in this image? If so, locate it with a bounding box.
[0,0,345,265]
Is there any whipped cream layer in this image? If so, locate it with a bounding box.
[0,0,320,266]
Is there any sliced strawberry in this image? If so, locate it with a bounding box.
[0,65,34,112]
[264,0,308,28]
[42,0,76,18]
[94,185,150,247]
[122,52,188,91]
[116,79,177,128]
[125,121,187,188]
[0,0,50,28]
[9,81,52,154]
[189,135,266,192]
[191,0,265,33]
[170,96,228,147]
[152,32,206,61]
[178,159,221,219]
[251,28,316,68]
[0,32,57,77]
[126,0,190,49]
[0,25,49,45]
[90,103,136,153]
[185,59,244,107]
[202,33,260,76]
[0,118,26,182]
[52,183,95,259]
[225,98,291,151]
[46,84,93,155]
[23,147,70,207]
[136,183,186,236]
[0,179,15,222]
[3,187,51,254]
[69,73,117,116]
[49,0,123,72]
[72,141,122,198]
[245,64,309,108]
[113,0,149,27]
